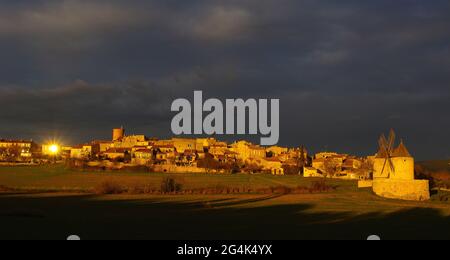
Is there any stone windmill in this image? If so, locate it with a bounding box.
[363,129,430,201]
[374,129,414,180]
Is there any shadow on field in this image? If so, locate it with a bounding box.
[212,194,285,208]
[0,194,449,240]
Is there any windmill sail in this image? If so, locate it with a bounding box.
[377,130,396,178]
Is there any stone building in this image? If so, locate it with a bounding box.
[0,139,37,159]
[230,141,266,161]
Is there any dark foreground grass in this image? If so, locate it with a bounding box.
[0,192,449,240]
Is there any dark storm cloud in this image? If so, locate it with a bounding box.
[0,81,171,143]
[0,0,449,159]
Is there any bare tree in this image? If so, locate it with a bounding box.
[356,160,374,180]
[323,159,340,178]
[197,153,220,173]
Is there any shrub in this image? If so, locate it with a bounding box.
[282,165,301,175]
[292,186,310,194]
[431,171,450,182]
[197,153,221,171]
[0,185,13,192]
[271,186,292,194]
[66,159,87,169]
[127,184,145,194]
[94,180,125,195]
[242,163,264,174]
[309,180,334,193]
[161,177,183,193]
[432,191,450,202]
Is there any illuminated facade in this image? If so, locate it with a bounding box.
[0,139,37,158]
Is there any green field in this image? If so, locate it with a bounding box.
[0,165,356,192]
[0,165,449,240]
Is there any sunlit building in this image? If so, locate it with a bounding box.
[0,139,38,158]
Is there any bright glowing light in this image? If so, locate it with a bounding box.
[49,144,59,154]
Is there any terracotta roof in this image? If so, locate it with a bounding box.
[92,140,113,144]
[392,141,412,157]
[104,148,130,153]
[284,159,298,164]
[154,145,175,149]
[135,149,152,153]
[265,158,281,162]
[211,143,227,147]
[250,146,266,150]
[329,155,346,159]
[0,139,33,144]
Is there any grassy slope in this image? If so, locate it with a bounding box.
[417,160,450,172]
[0,165,356,192]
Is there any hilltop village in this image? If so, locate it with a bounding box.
[0,127,377,179]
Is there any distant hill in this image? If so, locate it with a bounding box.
[417,160,450,172]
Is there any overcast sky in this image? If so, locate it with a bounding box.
[0,0,449,160]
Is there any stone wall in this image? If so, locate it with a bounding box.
[372,179,430,201]
[390,157,415,180]
[374,157,415,180]
[358,180,373,188]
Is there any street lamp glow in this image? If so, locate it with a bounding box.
[49,144,59,154]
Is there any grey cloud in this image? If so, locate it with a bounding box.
[181,6,254,42]
[0,1,148,36]
[0,80,176,143]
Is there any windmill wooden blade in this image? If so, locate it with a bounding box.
[380,134,388,147]
[381,158,388,176]
[387,157,395,175]
[379,136,385,148]
[379,135,390,157]
[380,158,395,178]
[377,131,396,178]
[388,129,396,151]
[378,138,385,154]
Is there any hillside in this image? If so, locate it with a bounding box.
[417,160,450,172]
